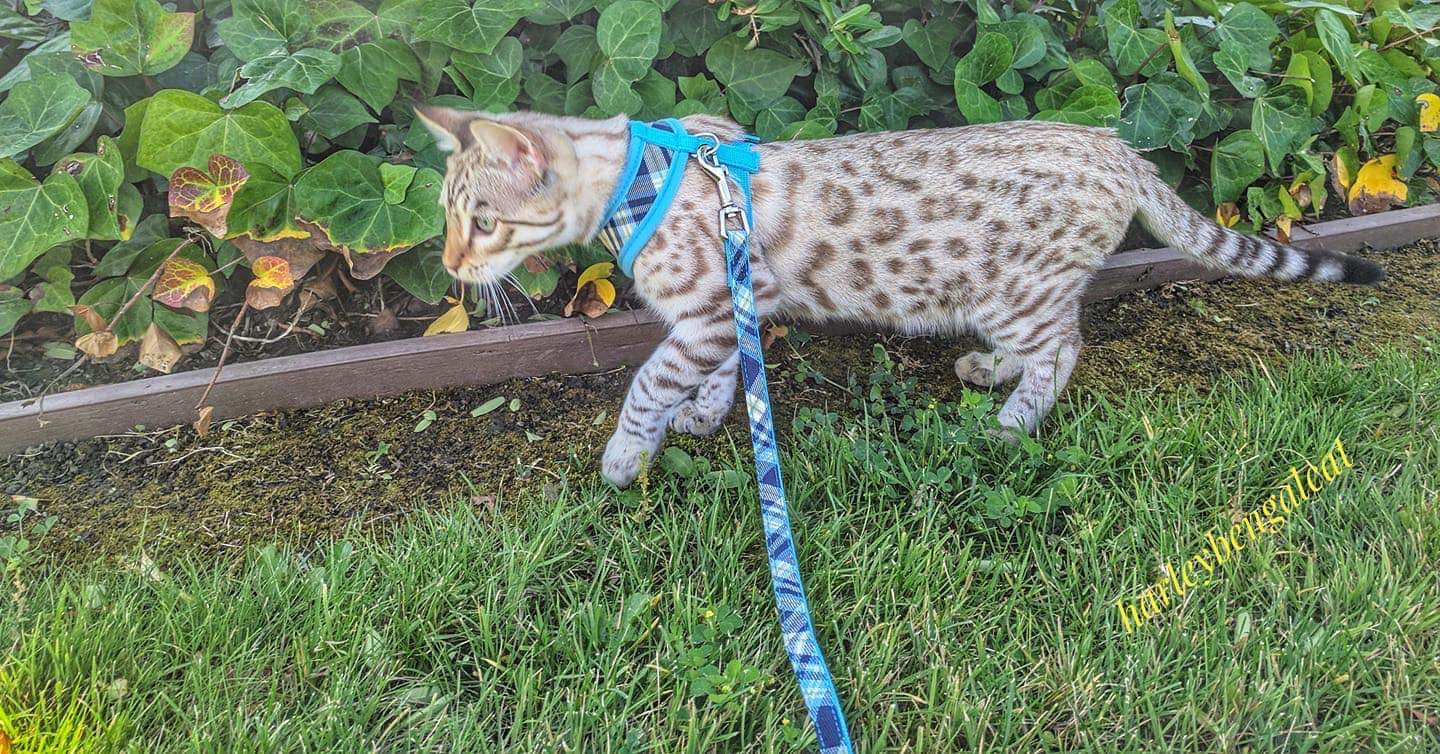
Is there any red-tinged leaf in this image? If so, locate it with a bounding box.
[246,255,295,310]
[167,155,249,236]
[152,256,216,312]
[138,322,182,373]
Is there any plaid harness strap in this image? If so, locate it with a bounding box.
[598,120,856,754]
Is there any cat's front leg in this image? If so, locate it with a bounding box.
[669,350,739,436]
[603,324,736,487]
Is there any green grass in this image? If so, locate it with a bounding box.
[3,346,1439,752]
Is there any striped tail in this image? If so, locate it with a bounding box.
[1133,169,1385,285]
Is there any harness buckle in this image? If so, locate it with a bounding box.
[692,134,750,239]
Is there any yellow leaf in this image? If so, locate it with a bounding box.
[1417,93,1440,133]
[1347,154,1408,215]
[153,257,216,312]
[1331,146,1359,193]
[250,256,293,289]
[424,301,469,336]
[1274,215,1292,244]
[138,322,182,373]
[1215,202,1240,228]
[576,262,614,289]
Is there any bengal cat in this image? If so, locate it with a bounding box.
[416,107,1385,488]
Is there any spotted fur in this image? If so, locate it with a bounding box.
[418,108,1386,488]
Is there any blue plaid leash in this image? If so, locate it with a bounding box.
[598,120,855,754]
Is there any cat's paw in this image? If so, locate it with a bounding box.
[601,432,658,488]
[954,352,1003,387]
[669,399,728,436]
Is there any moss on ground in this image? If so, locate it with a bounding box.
[4,240,1436,566]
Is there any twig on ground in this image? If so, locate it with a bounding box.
[195,301,249,410]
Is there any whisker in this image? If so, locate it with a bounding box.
[504,273,541,316]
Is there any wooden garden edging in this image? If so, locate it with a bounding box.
[2,204,1437,454]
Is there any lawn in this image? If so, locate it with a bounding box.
[4,340,1438,752]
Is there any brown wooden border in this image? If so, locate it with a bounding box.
[3,204,1436,454]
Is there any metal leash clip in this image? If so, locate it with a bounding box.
[691,133,751,239]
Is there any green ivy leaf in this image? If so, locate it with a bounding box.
[75,275,150,344]
[0,285,29,335]
[293,151,443,279]
[0,73,90,161]
[53,136,139,242]
[955,31,1013,86]
[1214,2,1279,72]
[1210,129,1265,203]
[1034,84,1121,126]
[755,96,806,140]
[551,25,600,85]
[383,241,450,304]
[989,19,1045,69]
[299,85,378,140]
[225,162,304,242]
[1313,9,1358,84]
[220,49,341,109]
[32,100,103,167]
[379,162,417,205]
[71,0,195,77]
[1117,76,1203,150]
[705,36,806,116]
[1103,0,1168,77]
[410,0,538,55]
[902,17,961,73]
[1251,84,1311,172]
[1213,41,1266,98]
[451,37,523,111]
[218,0,310,60]
[337,39,422,114]
[137,89,302,178]
[0,160,88,283]
[31,247,76,313]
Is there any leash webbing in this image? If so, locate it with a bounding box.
[696,144,856,754]
[596,119,855,752]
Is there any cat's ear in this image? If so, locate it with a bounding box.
[467,119,548,176]
[414,106,475,153]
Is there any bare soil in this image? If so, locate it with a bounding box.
[3,240,1436,567]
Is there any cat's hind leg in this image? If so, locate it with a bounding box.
[988,307,1082,437]
[669,350,738,436]
[954,351,1023,387]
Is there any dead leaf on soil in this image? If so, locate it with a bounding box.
[1347,154,1408,215]
[193,405,215,437]
[424,296,469,336]
[76,330,118,359]
[69,303,107,332]
[370,307,400,337]
[563,262,616,318]
[762,322,789,349]
[138,323,182,373]
[523,255,554,274]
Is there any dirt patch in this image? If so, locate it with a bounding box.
[3,240,1436,566]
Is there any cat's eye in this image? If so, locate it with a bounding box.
[473,216,497,234]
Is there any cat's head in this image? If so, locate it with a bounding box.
[415,107,583,284]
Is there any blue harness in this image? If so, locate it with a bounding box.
[598,120,855,754]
